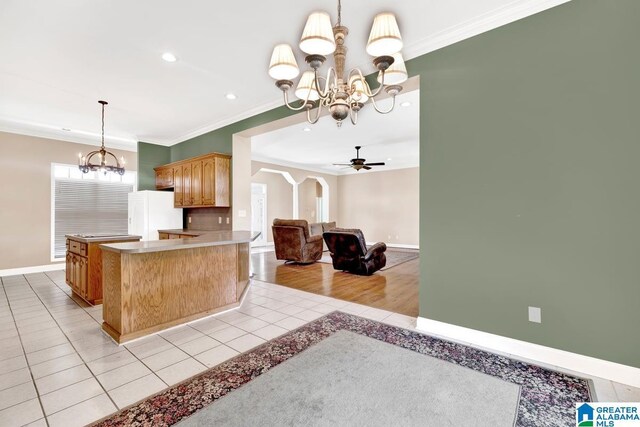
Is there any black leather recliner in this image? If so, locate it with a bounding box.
[322,228,387,276]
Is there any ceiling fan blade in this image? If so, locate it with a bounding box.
[333,163,352,166]
[363,165,372,170]
[365,162,385,166]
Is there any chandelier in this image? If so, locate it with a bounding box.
[267,0,407,127]
[78,100,125,175]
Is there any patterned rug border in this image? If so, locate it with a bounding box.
[93,311,591,427]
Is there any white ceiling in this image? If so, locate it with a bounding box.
[0,0,569,150]
[251,90,419,175]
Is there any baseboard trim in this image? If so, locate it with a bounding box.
[416,317,640,388]
[0,263,65,277]
[387,243,419,250]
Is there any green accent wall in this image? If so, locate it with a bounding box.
[136,0,640,367]
[137,141,170,190]
[415,0,640,367]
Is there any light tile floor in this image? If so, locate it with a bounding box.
[0,271,638,427]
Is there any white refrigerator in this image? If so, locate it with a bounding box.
[128,191,183,241]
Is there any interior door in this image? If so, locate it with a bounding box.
[251,187,267,247]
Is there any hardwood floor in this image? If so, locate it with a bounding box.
[251,250,419,317]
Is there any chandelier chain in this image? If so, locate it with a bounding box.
[101,102,105,150]
[337,0,341,26]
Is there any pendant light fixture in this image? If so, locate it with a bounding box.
[78,100,125,175]
[268,0,408,127]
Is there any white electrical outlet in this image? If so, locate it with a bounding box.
[226,217,230,224]
[528,306,542,323]
[218,217,222,224]
[188,216,192,224]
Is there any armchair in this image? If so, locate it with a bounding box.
[322,228,387,275]
[272,219,323,264]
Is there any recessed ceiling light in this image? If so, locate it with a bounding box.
[400,101,411,107]
[61,128,71,132]
[387,158,392,161]
[303,127,311,132]
[162,52,177,62]
[225,93,237,100]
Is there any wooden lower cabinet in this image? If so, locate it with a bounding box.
[65,236,140,305]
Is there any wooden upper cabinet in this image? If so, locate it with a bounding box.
[173,166,184,207]
[182,163,192,206]
[154,167,174,189]
[154,153,231,208]
[215,156,230,207]
[191,160,203,206]
[202,157,215,205]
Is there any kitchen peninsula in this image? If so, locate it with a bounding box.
[100,230,259,344]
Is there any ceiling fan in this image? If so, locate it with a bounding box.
[333,146,386,171]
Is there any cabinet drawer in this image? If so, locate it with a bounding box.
[169,234,181,239]
[69,240,87,256]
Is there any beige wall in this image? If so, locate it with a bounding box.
[0,131,137,270]
[298,178,319,223]
[250,170,293,242]
[337,167,419,246]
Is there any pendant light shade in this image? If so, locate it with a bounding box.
[377,52,408,85]
[366,12,403,57]
[268,44,300,80]
[348,76,369,104]
[295,71,320,101]
[299,11,336,55]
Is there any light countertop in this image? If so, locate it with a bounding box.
[100,230,260,254]
[66,234,142,244]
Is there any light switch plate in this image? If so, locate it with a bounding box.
[528,306,542,323]
[239,210,247,218]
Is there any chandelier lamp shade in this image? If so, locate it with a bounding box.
[78,100,125,176]
[268,0,408,127]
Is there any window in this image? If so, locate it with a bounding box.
[51,164,136,260]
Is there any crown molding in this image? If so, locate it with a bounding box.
[251,155,340,177]
[143,99,284,147]
[403,0,571,59]
[0,122,137,152]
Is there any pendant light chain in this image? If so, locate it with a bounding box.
[337,0,341,26]
[101,102,105,150]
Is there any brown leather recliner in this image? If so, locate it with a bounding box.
[272,219,323,264]
[322,228,387,275]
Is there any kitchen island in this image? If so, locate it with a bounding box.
[100,230,259,344]
[65,234,141,305]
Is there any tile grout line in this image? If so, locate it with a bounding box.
[0,276,50,427]
[20,273,122,418]
[44,270,174,406]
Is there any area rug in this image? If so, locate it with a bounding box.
[318,248,419,270]
[177,330,520,426]
[94,312,591,427]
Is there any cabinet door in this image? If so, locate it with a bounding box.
[65,253,73,287]
[191,160,203,206]
[215,156,230,207]
[76,256,88,299]
[173,166,183,207]
[202,157,215,206]
[183,163,192,206]
[159,232,169,240]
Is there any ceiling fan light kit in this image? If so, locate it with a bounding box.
[334,146,386,171]
[268,0,408,127]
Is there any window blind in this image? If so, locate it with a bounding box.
[53,178,133,259]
